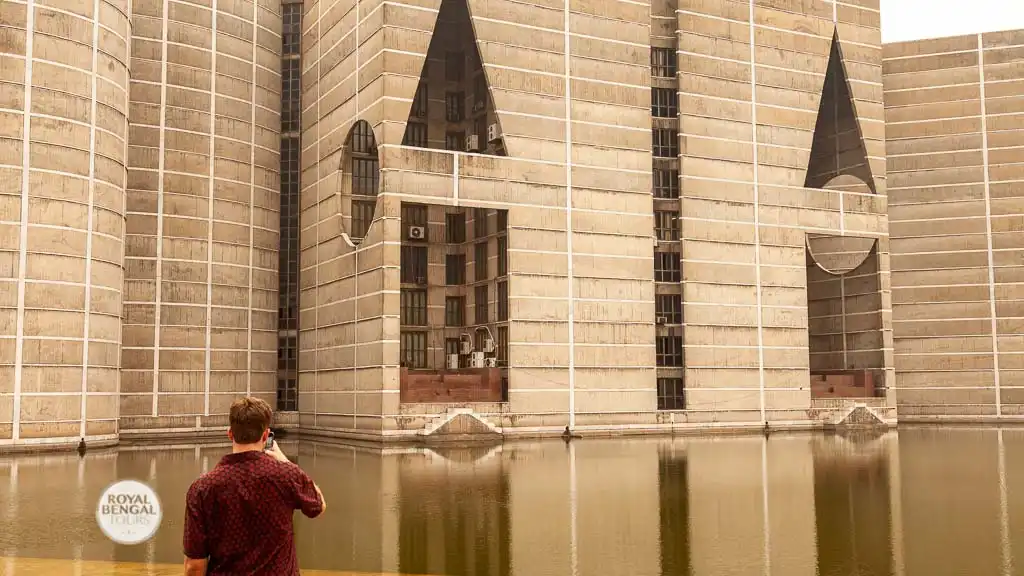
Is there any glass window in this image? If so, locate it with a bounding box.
[656,336,683,367]
[400,289,427,326]
[656,294,682,324]
[655,252,681,283]
[402,122,427,147]
[401,245,427,284]
[400,331,427,368]
[446,212,466,243]
[657,378,685,410]
[651,47,677,78]
[475,242,488,281]
[497,281,508,321]
[446,92,465,122]
[446,253,466,285]
[445,296,465,327]
[652,88,678,118]
[475,285,488,324]
[653,167,679,199]
[653,128,678,158]
[655,211,680,241]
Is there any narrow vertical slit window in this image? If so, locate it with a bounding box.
[655,211,680,241]
[657,378,685,410]
[655,252,681,283]
[653,128,679,158]
[653,167,679,199]
[475,242,488,281]
[475,285,489,324]
[277,0,303,412]
[651,47,677,78]
[656,294,682,324]
[657,336,683,367]
[497,281,508,321]
[651,88,678,118]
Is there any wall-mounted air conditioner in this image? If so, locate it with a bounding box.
[656,317,667,324]
[447,354,460,370]
[460,340,473,355]
[466,135,480,152]
[482,338,495,353]
[484,357,497,368]
[486,123,501,142]
[407,225,426,240]
[470,351,485,368]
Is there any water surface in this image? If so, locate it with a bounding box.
[0,428,1020,575]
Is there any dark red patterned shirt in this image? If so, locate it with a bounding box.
[183,450,323,575]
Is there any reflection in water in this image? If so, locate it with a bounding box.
[2,429,1024,575]
[658,449,690,575]
[397,447,511,576]
[813,435,892,576]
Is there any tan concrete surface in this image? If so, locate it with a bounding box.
[885,30,1024,419]
[0,0,130,445]
[119,0,281,432]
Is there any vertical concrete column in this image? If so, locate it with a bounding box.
[0,0,130,446]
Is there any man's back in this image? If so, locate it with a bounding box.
[184,450,324,575]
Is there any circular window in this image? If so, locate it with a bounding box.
[339,120,381,246]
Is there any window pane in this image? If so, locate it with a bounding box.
[475,285,488,324]
[446,212,466,243]
[446,253,466,285]
[401,289,427,326]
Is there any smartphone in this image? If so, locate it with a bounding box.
[264,430,275,451]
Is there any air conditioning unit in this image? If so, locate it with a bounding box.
[447,354,460,370]
[460,340,473,355]
[486,123,501,142]
[466,135,480,152]
[484,357,497,368]
[470,351,485,368]
[472,100,486,112]
[656,316,667,324]
[407,225,426,240]
[482,338,495,353]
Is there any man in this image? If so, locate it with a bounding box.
[183,397,326,575]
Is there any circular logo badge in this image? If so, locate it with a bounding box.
[96,479,163,545]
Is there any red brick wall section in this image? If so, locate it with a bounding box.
[811,370,877,399]
[400,368,502,403]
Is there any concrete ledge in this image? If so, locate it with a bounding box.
[0,434,119,454]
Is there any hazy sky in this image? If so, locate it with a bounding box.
[881,0,1024,43]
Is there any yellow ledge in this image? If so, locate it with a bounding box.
[0,557,427,576]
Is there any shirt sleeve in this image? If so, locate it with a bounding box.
[183,482,209,559]
[291,467,324,518]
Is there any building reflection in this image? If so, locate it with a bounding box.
[2,429,1021,575]
[812,433,893,576]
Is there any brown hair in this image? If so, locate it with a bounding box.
[229,397,273,444]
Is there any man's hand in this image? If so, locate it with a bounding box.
[265,440,290,463]
[184,557,207,576]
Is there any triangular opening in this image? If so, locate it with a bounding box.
[805,31,874,192]
[402,0,506,156]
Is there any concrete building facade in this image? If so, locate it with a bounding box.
[885,30,1024,420]
[3,0,1022,449]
